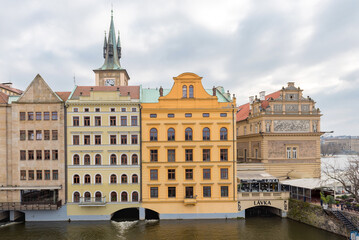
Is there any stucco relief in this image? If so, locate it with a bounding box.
[273,120,310,132]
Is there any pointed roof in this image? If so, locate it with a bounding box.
[98,11,122,70]
[17,74,63,103]
[55,91,71,101]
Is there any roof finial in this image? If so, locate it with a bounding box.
[111,4,113,16]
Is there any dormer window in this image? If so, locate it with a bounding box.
[189,85,194,98]
[182,85,187,98]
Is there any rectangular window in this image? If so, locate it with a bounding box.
[44,130,50,140]
[203,186,211,197]
[121,108,126,112]
[220,113,227,117]
[185,149,193,162]
[44,150,50,160]
[73,108,78,112]
[84,116,90,126]
[95,135,101,145]
[131,135,138,144]
[203,113,210,117]
[121,116,127,126]
[121,135,127,144]
[44,112,50,120]
[168,114,175,118]
[45,170,50,180]
[95,116,101,126]
[168,187,176,198]
[52,170,58,180]
[110,116,116,126]
[52,130,58,140]
[131,116,138,126]
[167,149,175,162]
[20,150,26,160]
[36,130,42,140]
[150,169,158,180]
[73,135,79,145]
[221,186,229,197]
[203,149,210,161]
[20,112,26,121]
[168,169,176,180]
[73,116,79,126]
[293,147,297,159]
[36,170,42,180]
[110,108,115,112]
[84,108,89,112]
[185,169,193,180]
[110,135,117,145]
[36,112,42,120]
[28,170,34,180]
[150,150,158,162]
[52,150,58,160]
[28,130,34,140]
[28,150,34,160]
[220,149,228,161]
[52,112,58,120]
[28,112,34,120]
[150,114,157,118]
[132,108,137,112]
[84,135,90,145]
[150,187,158,198]
[185,187,194,198]
[203,169,211,180]
[20,170,26,180]
[36,150,42,160]
[95,108,100,112]
[220,168,228,179]
[286,147,291,159]
[20,130,26,141]
[185,113,192,118]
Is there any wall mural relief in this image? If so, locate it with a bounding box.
[273,120,310,132]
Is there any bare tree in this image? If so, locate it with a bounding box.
[322,156,359,202]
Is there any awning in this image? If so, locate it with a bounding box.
[237,170,278,181]
[280,178,324,190]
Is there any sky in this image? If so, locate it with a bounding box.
[0,0,358,135]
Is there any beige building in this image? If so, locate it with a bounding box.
[0,75,67,221]
[236,82,322,180]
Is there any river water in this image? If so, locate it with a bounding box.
[0,217,344,240]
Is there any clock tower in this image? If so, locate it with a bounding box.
[94,10,130,86]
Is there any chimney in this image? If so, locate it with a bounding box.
[159,86,163,97]
[212,86,216,96]
[80,92,83,96]
[90,87,93,91]
[259,91,265,101]
[249,96,254,104]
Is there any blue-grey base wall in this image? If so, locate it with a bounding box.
[24,205,68,222]
[159,212,243,220]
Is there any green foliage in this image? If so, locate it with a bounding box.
[341,195,349,200]
[320,192,335,205]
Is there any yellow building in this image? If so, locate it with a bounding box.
[141,72,239,219]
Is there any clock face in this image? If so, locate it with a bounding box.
[105,79,115,86]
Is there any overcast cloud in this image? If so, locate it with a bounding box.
[0,0,358,135]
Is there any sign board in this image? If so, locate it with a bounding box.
[350,231,359,240]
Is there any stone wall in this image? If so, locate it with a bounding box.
[288,199,348,237]
[268,140,316,159]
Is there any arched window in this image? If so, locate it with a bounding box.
[182,85,187,98]
[110,174,117,184]
[111,192,117,202]
[220,127,228,140]
[168,128,175,141]
[132,174,138,183]
[150,128,158,141]
[189,85,194,98]
[121,154,127,165]
[84,174,91,184]
[132,192,139,202]
[121,192,128,202]
[203,127,210,140]
[121,174,127,184]
[110,154,117,165]
[132,154,138,165]
[84,192,91,202]
[73,154,80,165]
[95,154,101,165]
[95,191,102,202]
[73,192,80,203]
[73,174,80,184]
[95,174,102,184]
[84,154,91,165]
[185,128,193,141]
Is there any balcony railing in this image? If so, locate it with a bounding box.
[184,195,197,205]
[0,200,62,211]
[78,197,106,206]
[238,192,290,200]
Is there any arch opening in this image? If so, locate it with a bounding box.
[245,206,282,218]
[111,208,139,222]
[145,208,159,220]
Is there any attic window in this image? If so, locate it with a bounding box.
[84,108,89,112]
[111,108,116,112]
[168,114,175,118]
[220,113,227,117]
[185,113,192,118]
[73,108,78,112]
[150,114,157,118]
[95,108,100,112]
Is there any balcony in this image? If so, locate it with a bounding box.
[0,200,62,211]
[184,196,197,205]
[78,197,106,206]
[238,191,290,200]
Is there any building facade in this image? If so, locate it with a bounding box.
[236,82,322,179]
[141,72,238,219]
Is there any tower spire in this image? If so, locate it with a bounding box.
[103,31,107,58]
[117,30,121,60]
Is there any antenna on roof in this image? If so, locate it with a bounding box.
[73,73,76,86]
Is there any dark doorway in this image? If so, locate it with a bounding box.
[145,209,159,220]
[111,208,139,221]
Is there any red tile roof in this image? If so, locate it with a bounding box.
[56,92,71,101]
[236,91,281,122]
[0,91,9,104]
[71,86,140,99]
[0,84,23,95]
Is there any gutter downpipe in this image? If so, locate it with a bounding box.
[232,104,236,201]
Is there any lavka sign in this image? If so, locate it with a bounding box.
[254,200,272,206]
